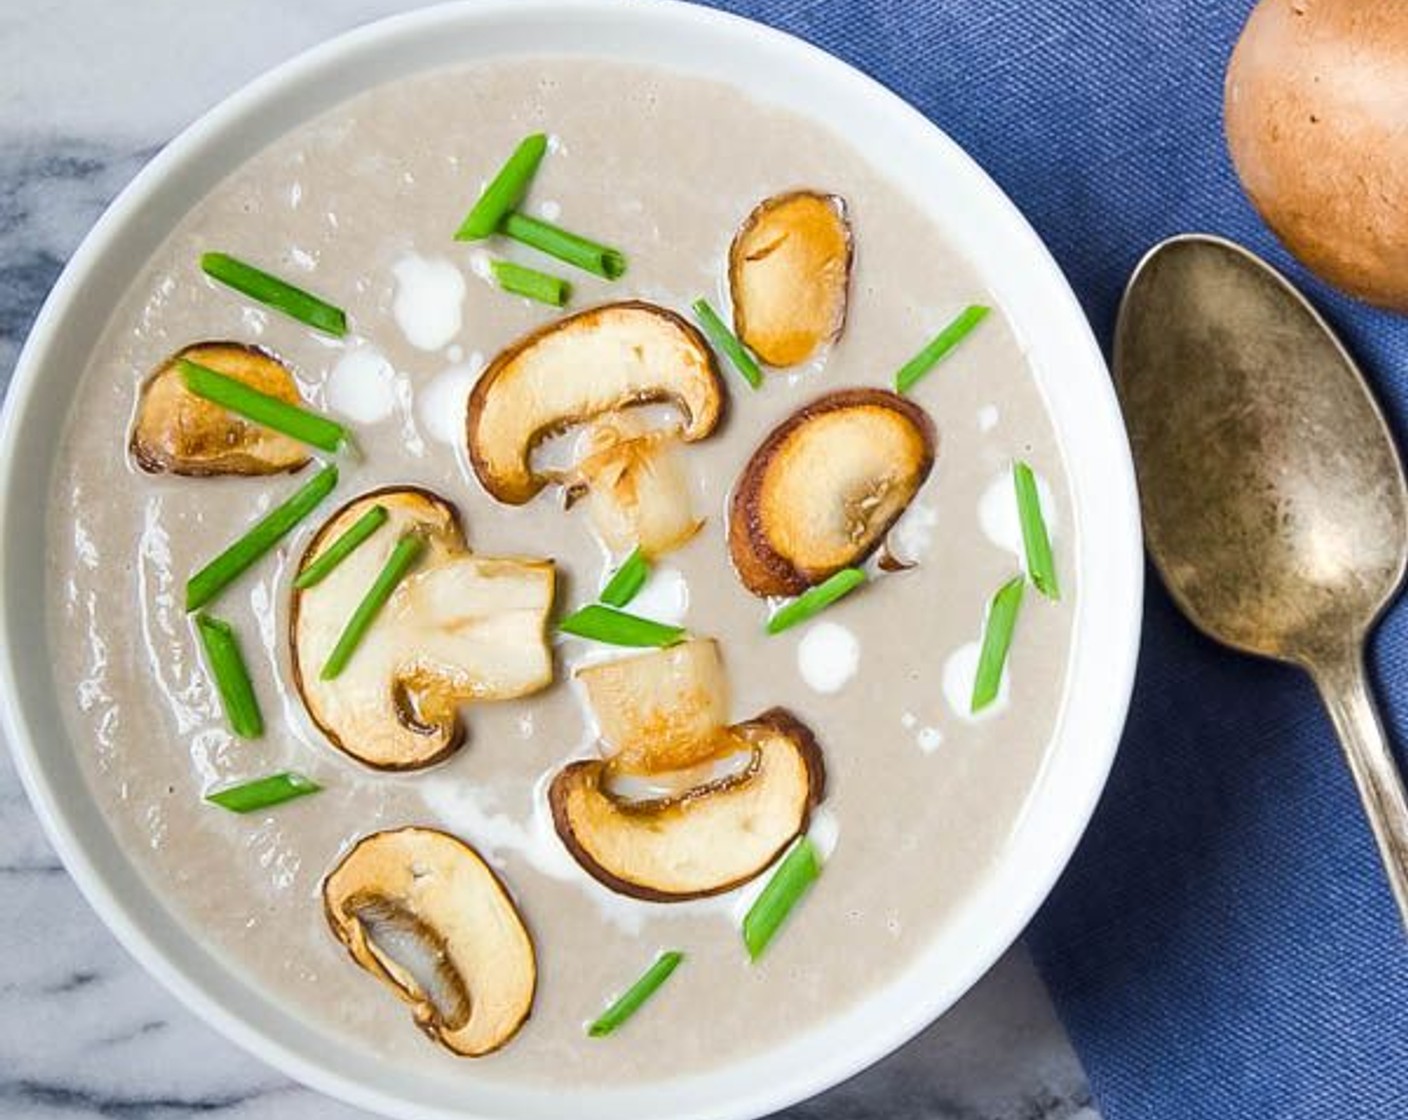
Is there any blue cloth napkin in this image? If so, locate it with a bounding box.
[697,0,1408,1115]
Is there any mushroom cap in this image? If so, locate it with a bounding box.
[323,826,536,1057]
[550,707,825,901]
[729,388,937,596]
[290,488,555,771]
[466,301,724,505]
[729,191,852,368]
[130,341,310,476]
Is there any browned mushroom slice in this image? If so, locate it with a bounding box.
[575,639,731,773]
[729,389,937,597]
[290,488,555,771]
[323,827,536,1057]
[566,412,702,557]
[130,341,310,476]
[549,708,825,901]
[729,191,852,368]
[465,301,724,506]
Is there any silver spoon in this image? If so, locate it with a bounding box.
[1114,233,1408,928]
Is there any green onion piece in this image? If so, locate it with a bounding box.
[1013,461,1059,600]
[743,838,821,960]
[200,252,347,336]
[599,548,650,608]
[180,359,346,454]
[321,533,425,680]
[206,771,321,814]
[559,604,684,648]
[454,133,549,241]
[194,614,263,738]
[894,304,990,394]
[490,259,571,307]
[766,568,867,635]
[501,212,627,280]
[293,505,389,590]
[691,298,763,389]
[971,575,1025,712]
[186,464,338,612]
[587,951,684,1037]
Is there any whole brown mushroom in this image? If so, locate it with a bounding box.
[1225,0,1408,311]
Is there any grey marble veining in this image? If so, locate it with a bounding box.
[0,2,1096,1117]
[0,139,156,379]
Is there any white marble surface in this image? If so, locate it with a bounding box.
[0,2,1096,1117]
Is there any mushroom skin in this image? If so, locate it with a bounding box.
[729,388,937,597]
[465,301,724,505]
[323,827,536,1057]
[130,341,310,476]
[729,191,853,368]
[290,488,555,771]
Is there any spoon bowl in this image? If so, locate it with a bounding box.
[1116,235,1408,663]
[1115,233,1408,925]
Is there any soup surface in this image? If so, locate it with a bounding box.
[47,57,1075,1084]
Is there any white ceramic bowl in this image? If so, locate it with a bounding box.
[0,2,1142,1117]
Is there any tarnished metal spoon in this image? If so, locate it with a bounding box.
[1114,233,1408,927]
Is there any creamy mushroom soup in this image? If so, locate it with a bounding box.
[47,58,1075,1083]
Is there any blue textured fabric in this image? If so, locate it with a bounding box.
[693,0,1408,1116]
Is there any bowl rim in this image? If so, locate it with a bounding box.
[0,2,1142,1117]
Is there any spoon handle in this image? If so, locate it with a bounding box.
[1310,646,1408,931]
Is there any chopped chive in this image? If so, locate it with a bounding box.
[454,133,549,241]
[490,259,571,307]
[599,548,649,608]
[587,951,684,1037]
[180,359,347,454]
[206,771,321,814]
[692,298,763,389]
[971,576,1025,712]
[1013,462,1059,600]
[766,568,867,635]
[894,304,990,394]
[194,614,263,738]
[321,533,425,680]
[501,212,626,279]
[559,604,684,648]
[293,505,389,590]
[186,464,338,612]
[200,252,347,337]
[743,838,821,960]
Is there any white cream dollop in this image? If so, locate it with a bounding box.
[325,345,397,424]
[978,467,1058,567]
[916,725,944,753]
[391,254,465,351]
[888,500,939,566]
[466,248,494,283]
[942,639,1010,722]
[807,805,841,860]
[796,621,860,694]
[627,566,689,626]
[417,773,579,883]
[415,359,482,446]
